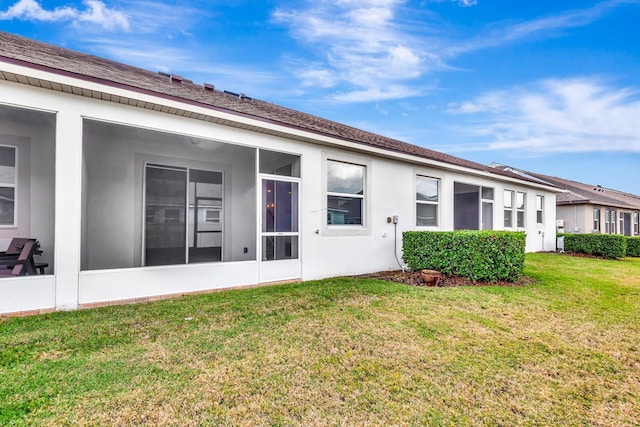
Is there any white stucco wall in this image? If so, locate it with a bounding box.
[0,70,558,314]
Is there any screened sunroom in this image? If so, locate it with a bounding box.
[0,103,56,276]
[80,120,302,294]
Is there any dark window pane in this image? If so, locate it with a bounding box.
[259,149,301,177]
[0,146,16,185]
[417,203,437,227]
[0,146,16,167]
[453,183,480,230]
[327,195,362,225]
[262,236,298,261]
[263,180,298,233]
[504,210,513,228]
[482,202,493,230]
[482,187,494,200]
[0,187,15,225]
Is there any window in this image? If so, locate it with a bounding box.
[605,209,617,234]
[634,211,639,235]
[504,190,514,228]
[0,145,17,226]
[593,207,601,232]
[620,212,625,236]
[327,160,364,226]
[205,209,221,223]
[536,195,544,224]
[416,175,438,227]
[516,192,526,228]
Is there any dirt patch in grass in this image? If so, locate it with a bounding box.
[353,270,536,287]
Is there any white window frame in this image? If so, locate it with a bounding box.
[322,153,370,237]
[504,190,514,228]
[415,175,439,228]
[605,209,617,234]
[593,207,601,232]
[634,211,639,235]
[516,192,526,229]
[536,195,544,225]
[0,144,18,228]
[204,208,221,224]
[481,187,494,230]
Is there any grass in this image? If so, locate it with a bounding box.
[1,253,639,426]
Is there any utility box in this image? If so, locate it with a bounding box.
[557,236,565,252]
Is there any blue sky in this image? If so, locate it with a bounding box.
[1,0,639,194]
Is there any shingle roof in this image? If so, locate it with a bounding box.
[492,164,640,209]
[0,31,549,186]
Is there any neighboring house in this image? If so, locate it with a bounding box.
[492,164,640,237]
[0,32,560,315]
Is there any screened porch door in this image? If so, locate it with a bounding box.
[259,177,301,282]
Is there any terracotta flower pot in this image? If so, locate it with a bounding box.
[420,269,442,286]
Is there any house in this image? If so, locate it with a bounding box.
[0,32,560,316]
[491,164,640,236]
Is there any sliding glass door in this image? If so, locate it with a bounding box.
[188,169,224,263]
[144,165,188,266]
[144,164,223,266]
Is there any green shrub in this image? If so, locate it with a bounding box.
[402,230,526,282]
[561,233,627,259]
[626,237,640,257]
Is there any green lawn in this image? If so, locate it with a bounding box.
[1,253,639,426]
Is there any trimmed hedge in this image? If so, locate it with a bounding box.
[626,237,640,257]
[402,230,526,282]
[561,233,627,259]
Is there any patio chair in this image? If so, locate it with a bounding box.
[0,238,49,274]
[0,238,36,259]
[0,240,39,277]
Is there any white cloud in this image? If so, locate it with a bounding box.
[332,85,418,102]
[298,68,337,88]
[273,0,439,102]
[447,78,640,153]
[0,0,129,31]
[272,0,635,103]
[448,0,638,56]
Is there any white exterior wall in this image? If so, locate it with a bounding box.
[0,68,558,315]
